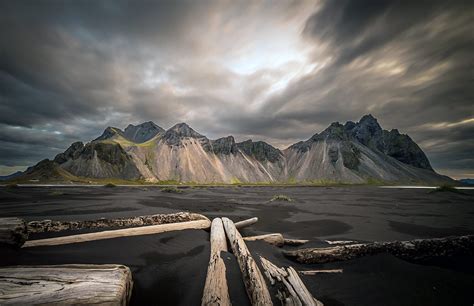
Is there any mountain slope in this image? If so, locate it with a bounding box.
[16,117,453,184]
[123,121,164,143]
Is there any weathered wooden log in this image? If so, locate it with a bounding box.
[299,269,343,276]
[27,212,209,233]
[202,218,231,306]
[324,240,356,245]
[0,264,133,305]
[221,217,273,306]
[259,256,323,306]
[23,219,211,248]
[234,217,258,229]
[0,217,28,247]
[284,239,309,246]
[244,233,285,246]
[284,235,474,264]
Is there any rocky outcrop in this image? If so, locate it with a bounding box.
[93,126,124,141]
[211,136,237,155]
[123,121,164,143]
[345,115,433,170]
[54,141,84,164]
[62,142,141,179]
[236,140,283,163]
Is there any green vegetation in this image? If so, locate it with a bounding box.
[365,178,387,185]
[270,194,293,202]
[230,177,242,184]
[160,186,183,193]
[104,183,117,188]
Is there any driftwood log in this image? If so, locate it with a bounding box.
[259,256,323,306]
[0,217,28,247]
[243,234,309,247]
[27,212,209,233]
[202,218,231,306]
[0,264,133,305]
[285,235,474,264]
[284,239,309,246]
[244,233,285,246]
[235,217,258,229]
[299,269,343,276]
[23,219,212,248]
[222,217,273,306]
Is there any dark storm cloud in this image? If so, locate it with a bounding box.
[0,0,472,178]
[248,0,473,177]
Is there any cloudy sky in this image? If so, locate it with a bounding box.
[0,0,472,178]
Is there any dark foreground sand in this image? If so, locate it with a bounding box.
[1,186,473,305]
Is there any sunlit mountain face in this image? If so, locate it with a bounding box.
[0,0,472,179]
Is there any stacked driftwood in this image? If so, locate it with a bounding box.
[0,213,209,305]
[1,214,473,305]
[202,217,323,306]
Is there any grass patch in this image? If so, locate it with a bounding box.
[270,194,293,202]
[160,186,183,193]
[104,183,117,188]
[430,184,464,194]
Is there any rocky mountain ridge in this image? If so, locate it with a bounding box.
[16,115,452,184]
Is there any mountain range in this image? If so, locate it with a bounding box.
[14,115,452,184]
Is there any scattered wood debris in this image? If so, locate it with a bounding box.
[285,235,474,264]
[259,256,324,306]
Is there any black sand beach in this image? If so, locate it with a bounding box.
[1,186,473,305]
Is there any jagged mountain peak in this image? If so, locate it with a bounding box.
[211,136,237,154]
[236,139,282,163]
[166,123,203,138]
[126,121,162,130]
[163,122,207,146]
[123,121,164,143]
[94,126,124,141]
[16,113,447,184]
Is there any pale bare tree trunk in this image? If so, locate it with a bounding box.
[0,264,133,305]
[202,218,231,306]
[23,219,211,248]
[221,217,273,306]
[285,235,474,264]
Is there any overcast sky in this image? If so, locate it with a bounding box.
[0,0,472,178]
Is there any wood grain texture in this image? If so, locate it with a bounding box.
[202,218,231,306]
[234,217,258,229]
[259,256,323,306]
[23,219,211,248]
[0,217,28,247]
[222,217,273,306]
[27,212,209,233]
[299,269,343,276]
[285,235,474,264]
[0,264,133,305]
[243,233,285,246]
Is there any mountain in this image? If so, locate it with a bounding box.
[14,116,453,184]
[459,178,474,185]
[0,171,23,181]
[123,121,164,143]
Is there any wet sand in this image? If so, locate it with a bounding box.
[1,186,473,305]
